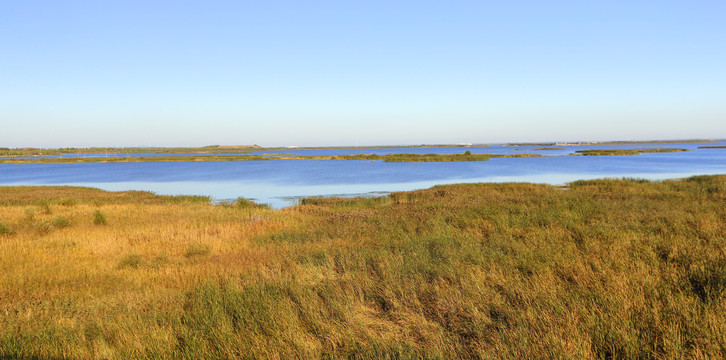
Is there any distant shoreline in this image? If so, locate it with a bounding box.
[1,139,722,156]
[0,148,691,164]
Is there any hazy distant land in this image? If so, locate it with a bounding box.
[0,140,708,164]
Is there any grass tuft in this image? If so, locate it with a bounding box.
[185,243,211,258]
[39,201,52,214]
[51,216,71,229]
[92,210,107,225]
[236,196,271,209]
[0,222,13,236]
[23,207,35,223]
[118,253,144,269]
[33,220,54,234]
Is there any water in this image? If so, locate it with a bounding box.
[1,143,724,208]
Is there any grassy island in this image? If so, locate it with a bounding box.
[0,145,492,158]
[575,148,688,156]
[1,175,725,358]
[516,147,566,151]
[0,152,546,164]
[0,146,702,164]
[330,153,540,162]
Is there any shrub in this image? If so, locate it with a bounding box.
[33,221,54,234]
[118,253,144,269]
[39,201,52,214]
[51,216,71,229]
[236,196,271,209]
[0,222,13,236]
[236,196,256,208]
[92,210,107,225]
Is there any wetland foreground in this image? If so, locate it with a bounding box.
[1,176,725,358]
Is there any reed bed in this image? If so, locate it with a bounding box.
[0,175,724,358]
[3,148,696,164]
[575,148,688,156]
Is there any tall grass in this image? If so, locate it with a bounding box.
[0,176,724,358]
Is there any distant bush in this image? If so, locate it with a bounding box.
[0,222,13,236]
[33,221,54,234]
[39,201,52,214]
[118,253,144,269]
[51,216,71,229]
[236,196,271,209]
[92,210,107,225]
[236,196,256,208]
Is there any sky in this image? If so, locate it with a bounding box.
[2,0,725,147]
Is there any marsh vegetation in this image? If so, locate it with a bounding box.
[1,147,698,165]
[1,176,724,358]
[575,148,688,156]
[0,152,530,164]
[516,147,565,151]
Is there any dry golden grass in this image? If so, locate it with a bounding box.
[0,176,725,359]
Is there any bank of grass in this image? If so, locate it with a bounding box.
[516,147,565,151]
[0,152,539,164]
[575,148,688,156]
[330,152,493,162]
[4,148,699,164]
[0,154,272,164]
[1,145,498,158]
[0,146,227,157]
[1,176,725,358]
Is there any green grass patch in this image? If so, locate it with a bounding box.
[185,243,211,258]
[575,148,688,156]
[51,216,71,229]
[236,196,271,209]
[118,253,144,269]
[92,210,107,225]
[517,147,565,150]
[33,220,54,234]
[0,222,13,236]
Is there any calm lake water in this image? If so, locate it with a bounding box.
[1,142,725,208]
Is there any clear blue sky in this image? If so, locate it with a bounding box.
[2,0,725,147]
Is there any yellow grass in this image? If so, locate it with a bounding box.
[1,176,725,358]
